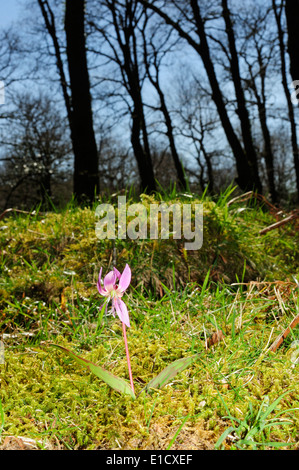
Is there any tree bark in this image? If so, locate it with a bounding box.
[142,32,187,189]
[257,95,277,203]
[131,105,156,192]
[65,0,99,202]
[221,0,262,193]
[250,63,278,203]
[108,0,156,193]
[37,0,73,128]
[190,0,259,191]
[273,0,299,201]
[158,89,187,190]
[285,0,299,84]
[241,27,277,202]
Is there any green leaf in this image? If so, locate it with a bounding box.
[259,390,292,421]
[50,344,135,399]
[167,414,190,450]
[237,439,293,449]
[214,426,235,450]
[256,441,294,449]
[144,355,199,392]
[0,398,5,437]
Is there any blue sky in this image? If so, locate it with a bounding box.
[0,0,21,28]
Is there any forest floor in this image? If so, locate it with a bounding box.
[0,187,298,450]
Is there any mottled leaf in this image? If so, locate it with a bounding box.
[50,344,135,399]
[145,355,199,392]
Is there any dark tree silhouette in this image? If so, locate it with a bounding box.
[285,0,299,85]
[273,0,299,201]
[221,0,262,194]
[141,12,188,189]
[37,0,99,202]
[65,0,99,202]
[138,0,263,193]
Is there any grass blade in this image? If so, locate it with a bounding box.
[259,390,292,422]
[0,398,4,437]
[214,426,235,449]
[167,414,190,450]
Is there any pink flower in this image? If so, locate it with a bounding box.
[97,264,131,328]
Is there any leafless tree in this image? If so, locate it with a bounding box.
[0,92,71,209]
[238,4,278,202]
[98,134,138,190]
[88,0,156,193]
[285,0,299,86]
[138,0,263,192]
[221,0,262,193]
[174,74,225,192]
[37,0,99,202]
[272,0,299,201]
[140,10,188,189]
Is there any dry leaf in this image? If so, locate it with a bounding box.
[206,330,225,348]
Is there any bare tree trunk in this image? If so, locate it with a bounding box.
[257,95,278,203]
[141,0,259,191]
[38,0,99,202]
[142,29,187,189]
[285,0,299,85]
[37,0,73,127]
[65,0,99,202]
[158,90,187,190]
[244,47,278,202]
[221,0,262,193]
[40,170,52,207]
[131,105,155,192]
[108,0,156,193]
[273,0,299,201]
[190,0,255,191]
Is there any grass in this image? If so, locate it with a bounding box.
[0,186,298,450]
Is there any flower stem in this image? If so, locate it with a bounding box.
[122,322,135,396]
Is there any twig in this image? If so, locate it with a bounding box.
[269,312,299,352]
[227,190,299,235]
[227,191,255,207]
[227,191,279,215]
[259,213,298,235]
[0,208,43,222]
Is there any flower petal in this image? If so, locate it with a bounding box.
[97,268,108,296]
[104,270,116,292]
[110,303,116,318]
[118,264,131,293]
[113,298,130,328]
[114,267,121,280]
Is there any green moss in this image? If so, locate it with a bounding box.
[0,190,299,449]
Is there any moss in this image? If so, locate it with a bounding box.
[0,192,299,449]
[1,316,298,450]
